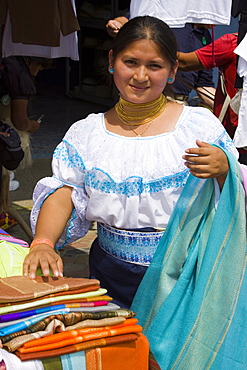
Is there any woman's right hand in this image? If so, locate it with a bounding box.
[28,119,40,133]
[23,244,63,279]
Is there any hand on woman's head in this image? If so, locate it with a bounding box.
[106,20,123,37]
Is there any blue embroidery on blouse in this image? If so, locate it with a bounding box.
[218,137,233,150]
[85,169,189,197]
[52,175,85,189]
[62,208,77,247]
[39,186,63,208]
[52,131,235,198]
[217,131,235,151]
[53,141,85,170]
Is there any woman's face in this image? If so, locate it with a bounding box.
[109,39,178,104]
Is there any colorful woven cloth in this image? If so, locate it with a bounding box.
[85,333,149,370]
[132,148,247,369]
[3,317,127,352]
[15,333,139,361]
[0,309,70,337]
[0,303,119,331]
[0,309,135,344]
[39,334,149,369]
[0,229,30,278]
[0,288,107,315]
[0,276,100,303]
[64,316,126,331]
[149,352,161,370]
[0,312,92,344]
[66,302,120,313]
[18,322,141,353]
[0,293,111,309]
[3,318,66,352]
[61,351,86,370]
[0,228,28,247]
[21,318,138,349]
[40,295,112,306]
[0,241,29,278]
[0,310,67,330]
[0,301,109,323]
[42,356,62,370]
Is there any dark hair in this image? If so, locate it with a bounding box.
[111,16,177,67]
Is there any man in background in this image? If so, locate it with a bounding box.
[178,33,247,164]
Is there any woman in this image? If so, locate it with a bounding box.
[0,56,52,174]
[24,17,236,309]
[0,56,52,228]
[0,56,52,134]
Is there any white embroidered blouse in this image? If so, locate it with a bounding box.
[31,106,238,248]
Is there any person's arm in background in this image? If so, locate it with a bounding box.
[106,16,128,37]
[179,34,238,72]
[178,34,238,109]
[2,56,42,133]
[10,99,40,133]
[178,51,204,71]
[178,51,215,109]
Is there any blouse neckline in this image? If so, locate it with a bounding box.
[101,106,186,139]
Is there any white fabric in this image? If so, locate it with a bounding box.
[234,33,247,61]
[0,348,43,370]
[2,0,79,60]
[230,88,242,115]
[31,107,238,248]
[233,33,247,149]
[130,0,232,27]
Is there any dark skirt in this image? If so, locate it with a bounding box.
[89,237,148,308]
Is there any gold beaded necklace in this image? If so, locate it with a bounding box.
[115,94,167,130]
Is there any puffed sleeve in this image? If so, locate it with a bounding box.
[30,140,90,249]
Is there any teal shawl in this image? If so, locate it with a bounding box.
[131,149,247,369]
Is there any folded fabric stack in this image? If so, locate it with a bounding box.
[0,228,30,278]
[0,228,29,247]
[0,275,149,369]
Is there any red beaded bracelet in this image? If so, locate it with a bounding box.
[30,238,54,250]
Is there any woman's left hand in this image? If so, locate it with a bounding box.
[183,140,229,181]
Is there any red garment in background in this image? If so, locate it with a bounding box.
[195,33,238,140]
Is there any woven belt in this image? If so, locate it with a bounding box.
[97,223,164,266]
